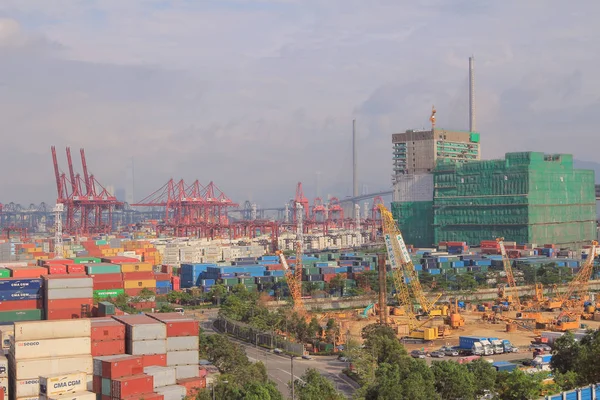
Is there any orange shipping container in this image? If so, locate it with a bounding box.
[8,266,47,278]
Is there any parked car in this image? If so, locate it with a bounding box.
[411,350,427,359]
[273,348,283,354]
[441,347,459,357]
[529,344,551,352]
[301,354,312,360]
[429,351,445,358]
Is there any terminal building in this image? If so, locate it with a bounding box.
[391,129,596,248]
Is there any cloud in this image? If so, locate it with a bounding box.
[0,1,598,208]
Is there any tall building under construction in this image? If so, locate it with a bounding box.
[392,136,597,247]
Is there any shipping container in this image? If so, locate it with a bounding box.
[46,298,93,309]
[127,339,167,355]
[39,371,87,397]
[39,390,96,399]
[46,287,93,300]
[111,374,154,399]
[112,315,166,340]
[43,276,93,290]
[100,355,143,379]
[85,264,122,275]
[46,308,88,320]
[176,376,205,397]
[91,319,124,341]
[122,271,154,280]
[166,337,199,352]
[0,299,41,312]
[0,309,42,323]
[174,365,198,380]
[11,355,93,380]
[144,366,176,388]
[120,263,153,273]
[92,340,125,356]
[146,314,199,337]
[123,280,157,289]
[14,377,40,398]
[11,337,91,359]
[13,319,91,340]
[142,353,167,368]
[155,384,186,400]
[0,289,41,301]
[94,289,125,298]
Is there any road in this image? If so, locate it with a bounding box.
[195,309,359,399]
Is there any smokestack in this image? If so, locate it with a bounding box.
[353,119,358,198]
[469,56,475,132]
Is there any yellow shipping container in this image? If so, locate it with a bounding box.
[124,279,156,289]
[121,263,153,272]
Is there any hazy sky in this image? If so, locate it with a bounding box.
[0,1,598,207]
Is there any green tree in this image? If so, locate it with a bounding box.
[302,282,320,297]
[137,287,155,301]
[550,330,581,374]
[466,358,497,396]
[307,317,322,343]
[554,370,579,391]
[327,275,345,296]
[431,361,476,400]
[495,369,544,400]
[208,284,227,305]
[361,324,407,365]
[200,334,249,374]
[363,361,439,400]
[455,273,478,291]
[294,369,345,400]
[158,303,175,313]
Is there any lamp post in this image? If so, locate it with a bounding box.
[290,355,295,400]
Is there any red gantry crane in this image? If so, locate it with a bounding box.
[51,146,122,235]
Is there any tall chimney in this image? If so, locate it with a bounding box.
[353,119,358,198]
[469,56,476,132]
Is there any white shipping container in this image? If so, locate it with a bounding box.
[167,351,198,366]
[0,377,6,400]
[174,365,199,380]
[40,391,96,400]
[44,278,93,290]
[14,320,91,341]
[126,324,166,341]
[12,355,93,380]
[45,287,93,300]
[15,378,39,398]
[155,384,187,400]
[15,397,38,400]
[0,355,7,377]
[12,337,91,359]
[127,339,167,355]
[143,366,177,388]
[40,372,87,397]
[166,337,199,352]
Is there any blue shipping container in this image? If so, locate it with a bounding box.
[0,289,42,301]
[156,280,171,288]
[0,278,43,291]
[156,286,170,295]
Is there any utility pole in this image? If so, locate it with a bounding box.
[377,253,388,324]
[291,355,295,400]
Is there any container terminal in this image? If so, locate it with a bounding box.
[0,64,599,399]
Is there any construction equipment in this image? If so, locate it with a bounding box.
[445,298,465,329]
[550,311,580,332]
[560,241,598,310]
[497,238,521,310]
[276,250,305,316]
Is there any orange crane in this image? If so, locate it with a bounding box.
[276,250,305,316]
[559,241,598,310]
[497,237,521,310]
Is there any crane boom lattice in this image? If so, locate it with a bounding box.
[497,238,521,310]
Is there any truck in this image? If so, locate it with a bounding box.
[532,354,552,368]
[488,338,505,354]
[502,339,518,353]
[492,361,518,372]
[459,336,493,356]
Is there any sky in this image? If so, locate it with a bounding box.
[0,0,599,208]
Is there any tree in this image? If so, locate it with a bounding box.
[302,282,320,297]
[455,273,478,291]
[137,287,155,301]
[294,369,345,400]
[361,324,407,365]
[431,361,476,400]
[550,330,581,374]
[208,284,227,306]
[200,334,249,374]
[495,369,544,400]
[466,358,497,396]
[554,370,579,391]
[327,275,345,296]
[363,361,439,400]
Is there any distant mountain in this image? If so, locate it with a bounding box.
[574,159,600,183]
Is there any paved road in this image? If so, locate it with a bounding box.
[194,309,359,399]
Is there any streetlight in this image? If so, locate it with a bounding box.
[210,380,228,400]
[290,355,295,400]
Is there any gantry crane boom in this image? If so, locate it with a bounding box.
[560,241,598,308]
[379,204,438,314]
[497,238,521,310]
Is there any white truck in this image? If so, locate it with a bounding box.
[480,339,494,356]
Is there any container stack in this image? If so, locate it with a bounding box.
[91,317,126,357]
[92,354,159,399]
[147,313,202,396]
[44,276,93,320]
[39,371,94,399]
[143,366,188,400]
[0,278,43,323]
[8,319,93,399]
[0,355,8,400]
[120,263,156,297]
[112,315,167,368]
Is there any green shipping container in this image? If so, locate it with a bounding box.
[95,289,125,298]
[0,269,10,278]
[86,264,122,274]
[0,309,43,322]
[98,301,116,315]
[222,278,238,286]
[73,257,102,264]
[95,240,108,245]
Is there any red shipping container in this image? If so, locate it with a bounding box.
[47,264,68,274]
[93,375,102,393]
[111,374,154,399]
[123,393,164,400]
[102,256,140,264]
[177,376,206,396]
[45,258,75,265]
[141,353,166,367]
[171,276,180,291]
[160,265,173,274]
[130,301,156,310]
[46,308,86,320]
[91,319,126,341]
[46,298,93,309]
[101,355,144,379]
[0,299,42,312]
[7,266,47,278]
[122,271,154,280]
[92,340,125,356]
[153,272,171,281]
[94,281,124,290]
[89,273,123,282]
[146,313,199,337]
[67,264,86,274]
[124,288,152,297]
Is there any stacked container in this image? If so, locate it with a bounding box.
[147,312,201,395]
[143,366,187,400]
[93,355,163,399]
[8,319,93,399]
[44,276,93,320]
[0,278,43,323]
[0,355,8,400]
[91,318,126,357]
[39,371,94,399]
[112,315,167,368]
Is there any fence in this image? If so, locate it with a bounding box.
[214,314,305,355]
[545,383,600,400]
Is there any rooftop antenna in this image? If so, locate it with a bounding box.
[469,56,476,132]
